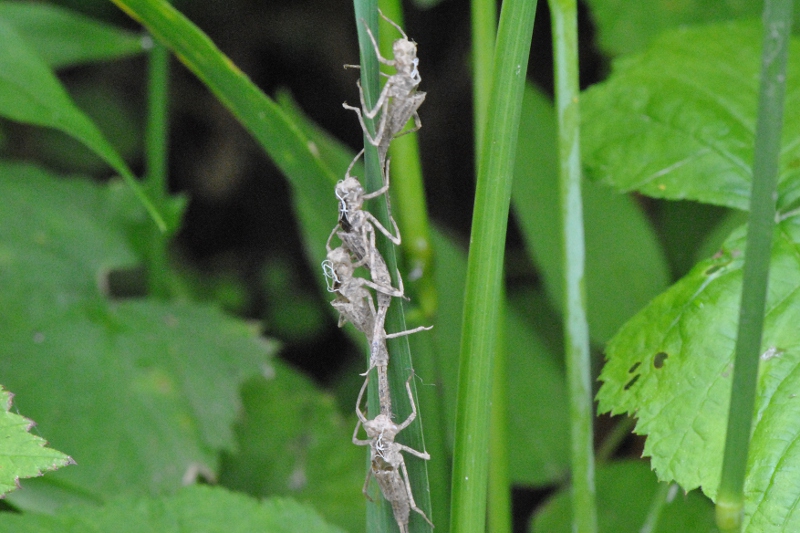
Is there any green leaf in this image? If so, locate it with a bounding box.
[0,17,164,230]
[0,163,275,501]
[596,216,800,531]
[0,1,145,68]
[0,386,74,496]
[581,21,800,212]
[431,229,570,487]
[513,84,670,344]
[530,460,715,533]
[582,0,763,56]
[0,485,345,533]
[219,360,366,533]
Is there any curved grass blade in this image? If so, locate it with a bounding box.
[0,2,146,69]
[0,18,165,231]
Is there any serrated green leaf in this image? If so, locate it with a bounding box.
[530,460,715,533]
[582,21,800,212]
[0,386,73,496]
[219,360,366,533]
[0,17,164,229]
[513,84,670,344]
[0,485,345,533]
[0,1,145,68]
[583,0,764,56]
[597,215,800,532]
[0,163,275,501]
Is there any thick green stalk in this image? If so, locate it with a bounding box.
[487,296,511,533]
[716,1,793,531]
[144,35,171,298]
[145,38,169,199]
[449,0,536,530]
[377,0,436,320]
[470,0,497,156]
[548,0,596,531]
[352,1,434,531]
[374,6,449,524]
[640,482,672,533]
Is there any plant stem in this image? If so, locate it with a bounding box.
[548,0,597,532]
[595,416,635,463]
[377,0,437,320]
[639,482,673,533]
[470,0,497,156]
[449,0,537,530]
[716,1,793,531]
[488,296,511,533]
[144,31,171,298]
[352,0,434,531]
[145,39,169,199]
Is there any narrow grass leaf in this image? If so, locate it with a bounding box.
[0,2,146,68]
[109,0,339,222]
[451,0,537,529]
[0,17,164,230]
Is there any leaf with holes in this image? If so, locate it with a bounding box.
[581,21,800,212]
[597,216,800,531]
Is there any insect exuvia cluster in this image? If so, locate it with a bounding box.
[320,10,432,533]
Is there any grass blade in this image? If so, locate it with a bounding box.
[450,0,537,530]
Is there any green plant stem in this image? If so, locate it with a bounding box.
[595,416,635,463]
[353,1,434,531]
[144,34,171,298]
[548,0,597,532]
[487,296,511,533]
[640,482,672,533]
[470,0,497,156]
[716,1,793,531]
[145,38,169,199]
[376,0,436,320]
[449,0,536,530]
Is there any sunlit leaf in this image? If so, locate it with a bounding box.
[582,21,800,212]
[0,387,74,497]
[597,216,800,531]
